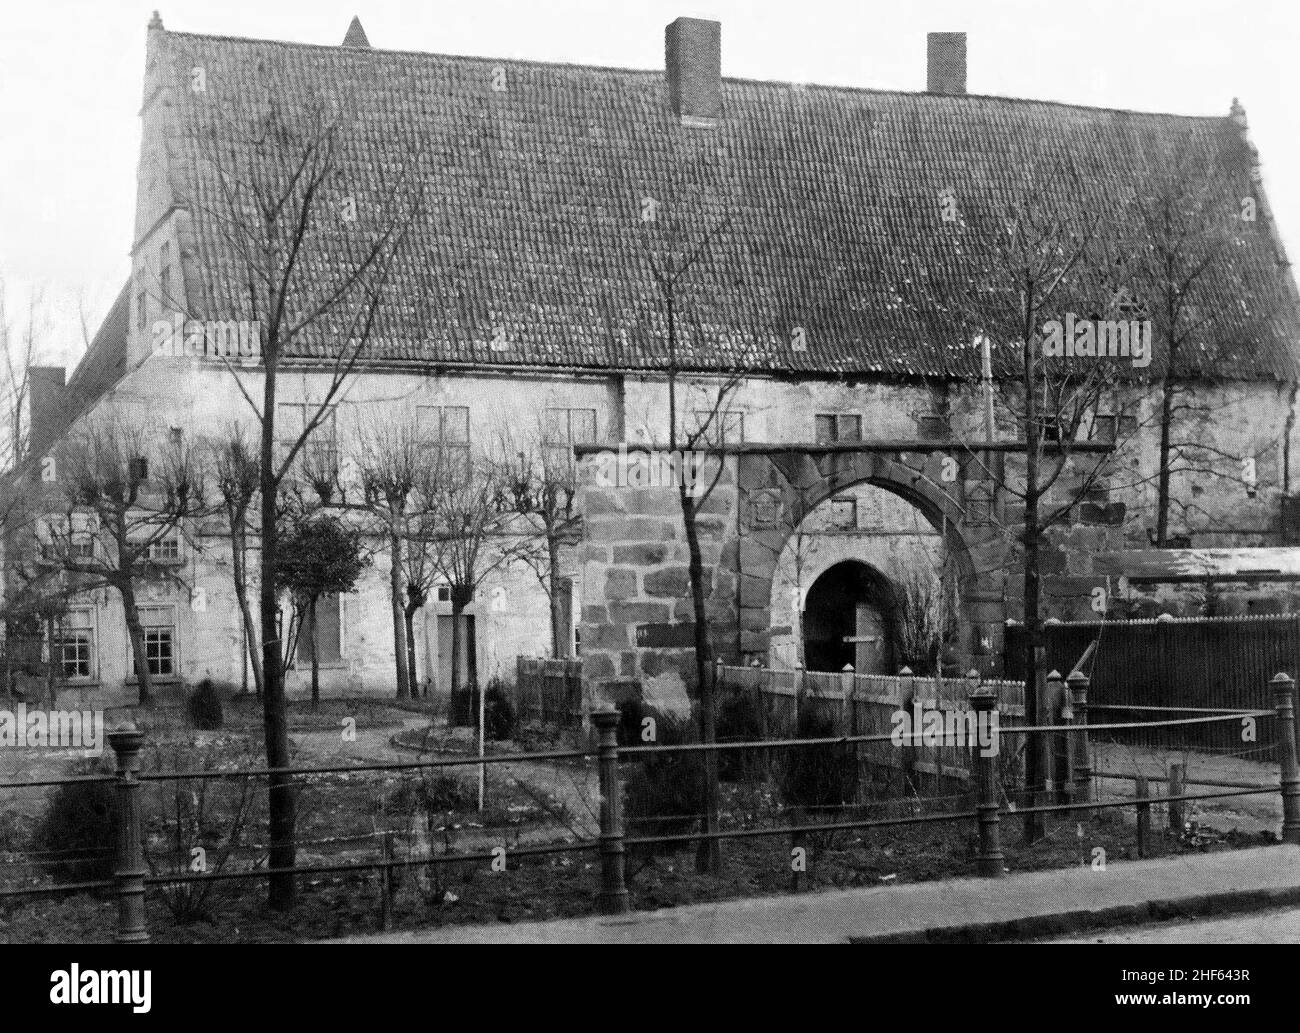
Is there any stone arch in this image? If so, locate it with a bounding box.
[734,450,1006,675]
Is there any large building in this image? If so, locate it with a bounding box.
[7,13,1300,706]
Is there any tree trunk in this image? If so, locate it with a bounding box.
[308,594,320,707]
[1021,319,1045,846]
[259,374,296,911]
[230,510,264,696]
[119,581,153,706]
[1155,379,1175,548]
[43,616,56,709]
[547,531,566,658]
[449,596,464,708]
[389,528,411,700]
[403,601,420,699]
[681,483,722,875]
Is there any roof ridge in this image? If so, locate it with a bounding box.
[160,28,1228,121]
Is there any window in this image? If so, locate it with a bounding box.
[691,409,744,445]
[436,585,451,603]
[148,534,180,562]
[815,414,862,444]
[542,407,597,471]
[131,606,176,679]
[53,610,95,681]
[418,405,471,481]
[72,535,95,560]
[136,289,148,332]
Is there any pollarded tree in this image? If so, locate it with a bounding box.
[211,426,263,695]
[277,513,369,706]
[493,413,584,660]
[351,416,432,700]
[423,444,518,706]
[33,413,206,704]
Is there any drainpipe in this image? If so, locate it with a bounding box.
[1285,381,1297,497]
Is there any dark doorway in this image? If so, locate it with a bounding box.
[804,561,897,673]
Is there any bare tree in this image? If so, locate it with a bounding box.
[352,416,433,700]
[494,414,583,660]
[1124,138,1283,544]
[423,446,517,706]
[195,79,425,908]
[211,425,263,695]
[912,152,1133,841]
[642,210,744,875]
[30,413,206,704]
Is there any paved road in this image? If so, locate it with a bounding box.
[1046,906,1300,943]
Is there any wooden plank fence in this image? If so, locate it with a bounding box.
[514,657,585,729]
[1007,613,1291,757]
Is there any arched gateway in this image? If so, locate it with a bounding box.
[575,442,1018,710]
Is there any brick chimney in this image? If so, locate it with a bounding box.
[927,32,967,95]
[28,366,65,461]
[665,17,721,127]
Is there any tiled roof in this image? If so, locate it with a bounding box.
[53,282,130,444]
[148,28,1300,381]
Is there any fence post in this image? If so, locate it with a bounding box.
[1065,670,1091,811]
[1046,670,1067,804]
[1135,775,1151,858]
[1271,673,1300,845]
[1167,763,1185,835]
[900,666,916,794]
[839,664,853,734]
[108,727,149,944]
[380,831,394,931]
[591,704,629,915]
[967,686,1003,877]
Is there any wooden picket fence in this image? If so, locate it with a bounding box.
[717,664,1027,789]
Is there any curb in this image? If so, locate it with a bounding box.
[848,885,1300,943]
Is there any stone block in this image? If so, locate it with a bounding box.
[588,623,632,650]
[612,543,671,566]
[581,490,626,517]
[609,600,673,624]
[604,568,638,601]
[583,652,615,679]
[644,566,692,597]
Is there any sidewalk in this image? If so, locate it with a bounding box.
[327,843,1300,944]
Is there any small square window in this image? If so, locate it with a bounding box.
[148,536,180,562]
[830,497,857,529]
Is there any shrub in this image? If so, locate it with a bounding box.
[33,758,118,883]
[624,708,707,854]
[186,679,224,730]
[778,704,858,812]
[450,682,516,741]
[145,743,257,923]
[387,772,476,816]
[484,681,516,741]
[716,689,765,782]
